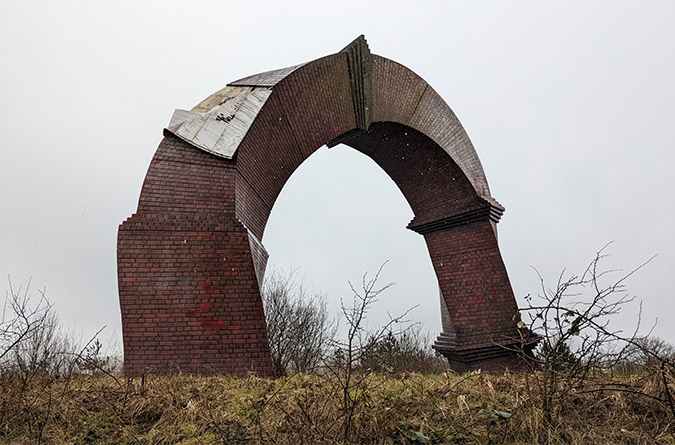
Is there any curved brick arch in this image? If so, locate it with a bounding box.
[118,37,530,376]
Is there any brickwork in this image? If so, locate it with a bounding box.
[118,136,276,376]
[118,38,528,376]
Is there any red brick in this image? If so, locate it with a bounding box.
[118,46,528,376]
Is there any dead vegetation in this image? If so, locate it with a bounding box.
[3,250,674,443]
[0,369,673,444]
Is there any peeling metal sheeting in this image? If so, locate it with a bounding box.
[166,86,272,159]
[228,63,306,87]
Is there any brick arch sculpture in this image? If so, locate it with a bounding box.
[118,36,530,376]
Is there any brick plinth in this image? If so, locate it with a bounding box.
[443,348,529,374]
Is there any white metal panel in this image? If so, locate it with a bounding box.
[167,109,194,130]
[166,86,272,159]
[191,85,252,114]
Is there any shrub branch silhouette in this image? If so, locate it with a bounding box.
[515,243,673,424]
[261,269,335,375]
[323,261,418,442]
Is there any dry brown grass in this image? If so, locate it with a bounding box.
[1,369,673,444]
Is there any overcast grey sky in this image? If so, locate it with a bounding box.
[2,1,674,350]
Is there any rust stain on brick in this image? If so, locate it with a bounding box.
[201,319,226,329]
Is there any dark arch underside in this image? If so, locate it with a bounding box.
[117,36,532,376]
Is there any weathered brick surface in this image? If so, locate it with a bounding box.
[118,136,276,376]
[118,48,526,376]
[345,122,480,228]
[423,220,520,348]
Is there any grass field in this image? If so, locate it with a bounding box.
[2,368,673,444]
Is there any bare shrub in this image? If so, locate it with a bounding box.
[261,270,335,375]
[1,277,83,379]
[359,325,448,374]
[76,337,124,377]
[516,243,675,424]
[1,277,53,367]
[614,336,675,373]
[0,277,122,443]
[323,261,422,442]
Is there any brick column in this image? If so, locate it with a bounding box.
[409,202,527,372]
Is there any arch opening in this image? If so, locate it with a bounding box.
[261,142,442,337]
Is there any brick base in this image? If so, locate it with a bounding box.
[118,212,276,376]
